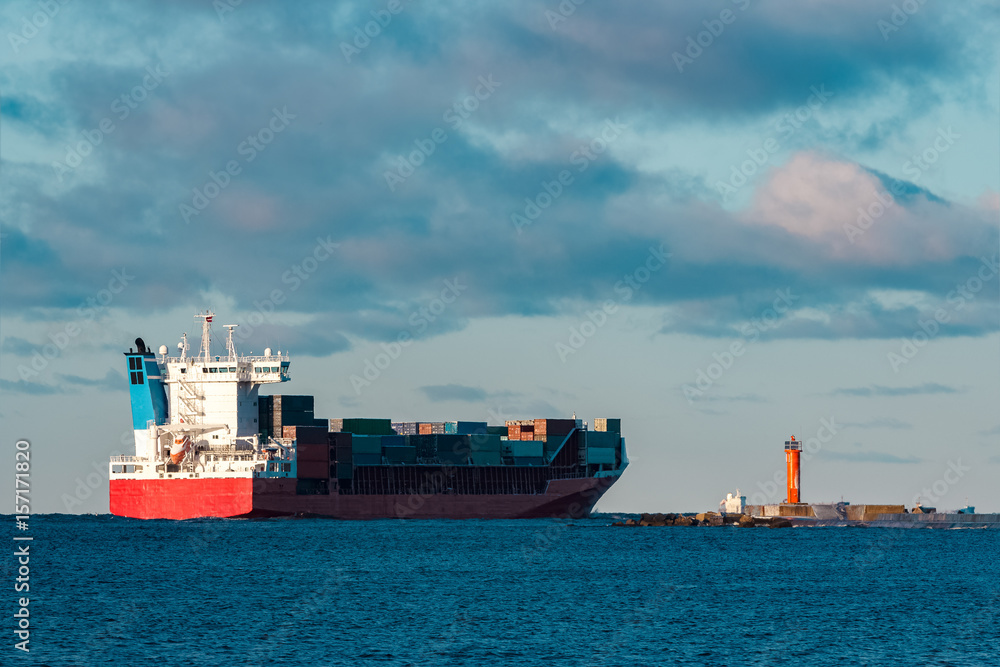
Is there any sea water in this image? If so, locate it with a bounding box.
[7,515,1000,665]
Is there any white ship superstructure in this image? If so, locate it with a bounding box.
[111,311,295,481]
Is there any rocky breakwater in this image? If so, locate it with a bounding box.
[612,512,792,528]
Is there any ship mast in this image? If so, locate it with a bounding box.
[196,310,214,362]
[224,324,239,360]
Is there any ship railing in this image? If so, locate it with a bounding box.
[110,455,147,463]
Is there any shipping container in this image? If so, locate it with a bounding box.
[283,425,328,444]
[297,460,329,479]
[352,435,383,454]
[352,453,382,465]
[336,462,354,479]
[383,445,417,464]
[296,443,329,463]
[486,425,508,437]
[392,421,418,435]
[594,418,621,433]
[444,421,457,434]
[438,450,470,465]
[273,395,314,411]
[469,434,502,452]
[585,430,620,449]
[534,418,576,436]
[587,447,616,465]
[418,423,433,435]
[328,431,353,446]
[329,418,344,432]
[512,441,543,458]
[341,418,394,436]
[470,451,503,465]
[455,421,488,434]
[429,422,446,434]
[411,434,437,458]
[513,457,546,466]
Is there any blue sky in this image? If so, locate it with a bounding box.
[2,0,998,513]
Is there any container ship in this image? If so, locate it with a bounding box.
[109,312,628,520]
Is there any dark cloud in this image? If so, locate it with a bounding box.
[1,337,36,356]
[3,1,997,351]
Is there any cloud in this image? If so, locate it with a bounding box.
[817,450,922,464]
[0,379,61,395]
[56,369,125,391]
[2,1,997,349]
[419,384,488,402]
[1,337,37,356]
[829,383,960,397]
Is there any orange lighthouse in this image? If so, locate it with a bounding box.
[784,436,802,504]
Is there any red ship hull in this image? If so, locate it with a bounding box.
[110,478,253,520]
[110,476,618,520]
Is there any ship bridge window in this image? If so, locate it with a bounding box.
[130,371,144,385]
[219,367,228,373]
[201,368,207,373]
[229,367,237,372]
[128,357,140,370]
[210,367,218,373]
[271,367,279,372]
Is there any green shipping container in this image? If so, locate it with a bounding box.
[341,418,394,436]
[469,434,502,452]
[511,441,543,458]
[587,447,616,465]
[352,435,382,454]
